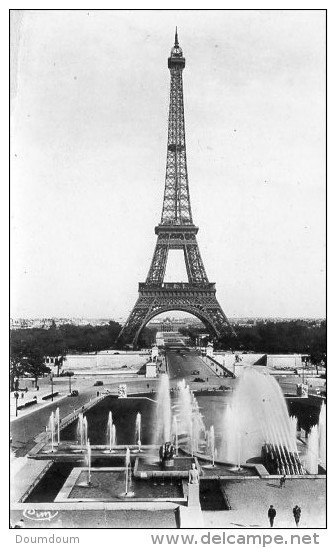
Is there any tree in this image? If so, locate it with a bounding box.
[54,355,65,377]
[23,349,51,388]
[10,356,24,392]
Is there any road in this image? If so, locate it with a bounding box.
[10,376,160,457]
[10,388,96,457]
[166,348,224,387]
[11,348,225,457]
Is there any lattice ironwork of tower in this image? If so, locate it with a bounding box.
[118,30,235,347]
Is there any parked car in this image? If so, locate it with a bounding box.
[193,377,205,383]
[94,381,104,386]
[192,370,200,375]
[68,389,79,397]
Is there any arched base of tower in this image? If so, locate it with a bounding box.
[117,283,235,348]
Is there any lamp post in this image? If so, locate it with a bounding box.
[14,391,19,417]
[50,373,54,402]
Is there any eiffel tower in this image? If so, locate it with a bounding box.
[118,30,235,347]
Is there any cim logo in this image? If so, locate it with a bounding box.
[23,509,59,521]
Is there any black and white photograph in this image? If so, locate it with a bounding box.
[9,7,326,538]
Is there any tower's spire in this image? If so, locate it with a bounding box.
[164,27,189,225]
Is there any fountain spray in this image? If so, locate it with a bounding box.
[125,447,130,495]
[77,413,84,450]
[154,374,172,446]
[106,411,117,453]
[107,411,113,451]
[222,368,302,474]
[55,407,60,445]
[173,416,179,454]
[209,425,215,466]
[136,413,142,452]
[87,439,92,485]
[306,425,319,474]
[49,411,55,452]
[318,402,326,469]
[83,417,88,447]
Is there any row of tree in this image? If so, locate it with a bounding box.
[10,320,122,390]
[180,320,326,365]
[10,318,326,390]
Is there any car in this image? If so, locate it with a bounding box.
[68,389,79,397]
[193,377,205,383]
[94,381,104,386]
[192,370,200,375]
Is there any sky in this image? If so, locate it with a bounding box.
[10,9,326,319]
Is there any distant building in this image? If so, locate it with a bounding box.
[214,352,309,375]
[206,342,214,358]
[44,356,63,374]
[155,330,189,347]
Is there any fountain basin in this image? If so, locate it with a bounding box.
[162,459,175,468]
[55,468,186,502]
[134,456,197,478]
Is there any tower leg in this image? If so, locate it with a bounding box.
[117,292,235,348]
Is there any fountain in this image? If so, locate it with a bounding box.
[224,405,242,471]
[289,415,298,443]
[221,367,303,474]
[153,374,171,447]
[176,380,192,449]
[55,407,60,445]
[83,417,88,447]
[203,425,218,469]
[306,425,319,474]
[76,413,84,450]
[75,413,88,452]
[209,425,216,467]
[174,379,206,455]
[172,416,179,454]
[318,402,326,469]
[87,439,92,485]
[77,439,92,487]
[191,393,206,454]
[48,411,55,453]
[105,411,117,453]
[120,447,135,497]
[135,412,142,452]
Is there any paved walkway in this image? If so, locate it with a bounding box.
[203,478,326,529]
[10,476,326,529]
[10,506,178,528]
[10,377,74,421]
[10,458,53,503]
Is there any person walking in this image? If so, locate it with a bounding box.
[280,474,286,488]
[293,505,301,527]
[268,505,276,527]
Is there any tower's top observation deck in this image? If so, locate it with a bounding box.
[168,28,185,70]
